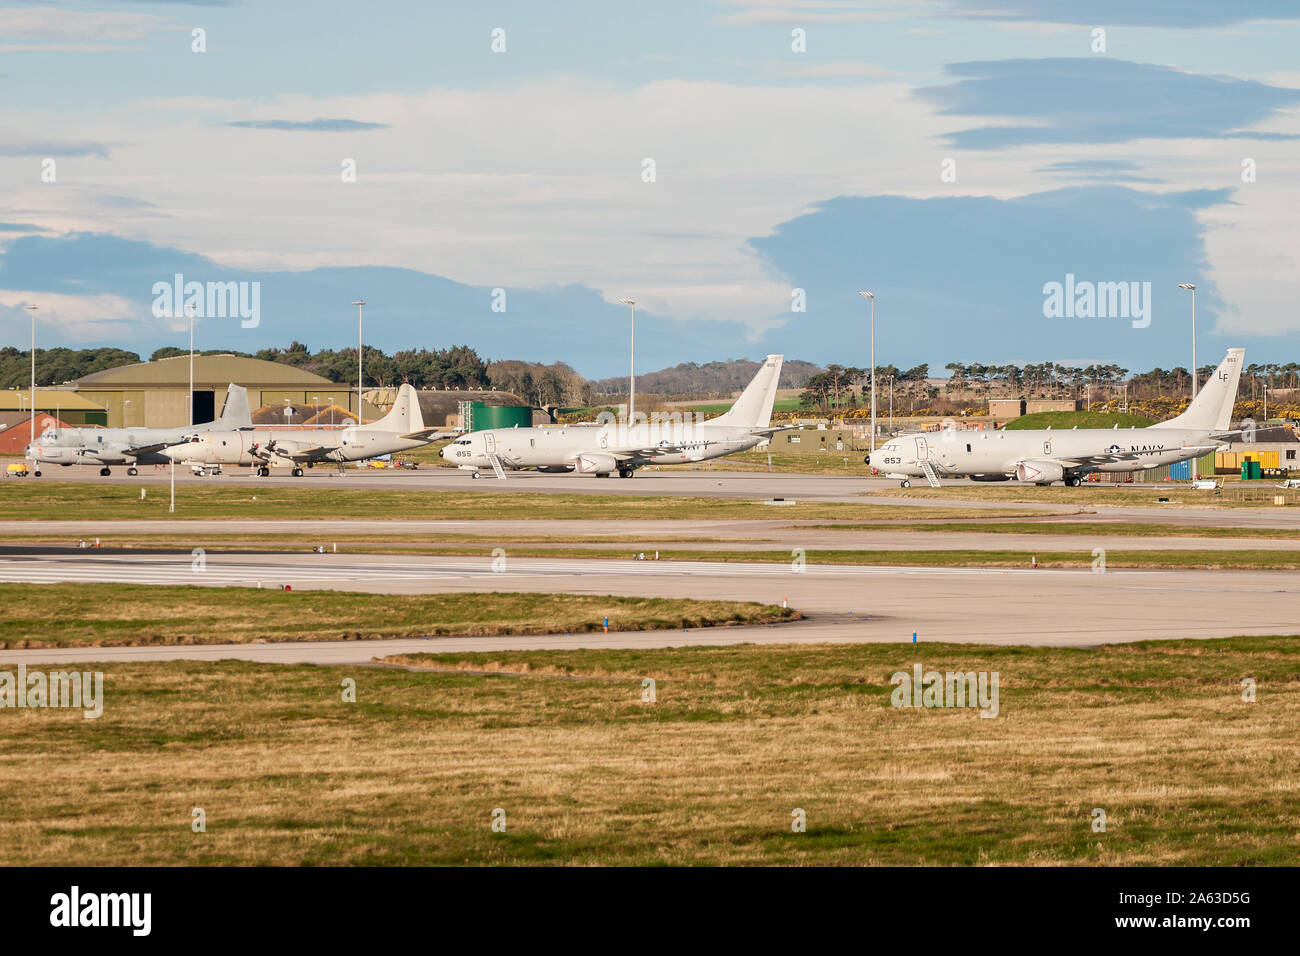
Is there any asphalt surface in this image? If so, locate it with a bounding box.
[4,469,1297,665]
[2,552,1297,665]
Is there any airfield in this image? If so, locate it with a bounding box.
[4,464,1300,867]
[3,466,1299,658]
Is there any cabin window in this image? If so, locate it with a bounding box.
[966,444,971,453]
[530,439,535,448]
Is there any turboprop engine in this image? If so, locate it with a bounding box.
[1015,460,1065,483]
[573,453,619,475]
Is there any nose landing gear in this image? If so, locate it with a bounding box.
[900,478,911,488]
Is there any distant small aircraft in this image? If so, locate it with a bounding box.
[25,384,251,477]
[163,383,444,476]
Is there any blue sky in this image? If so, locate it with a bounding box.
[2,0,1299,376]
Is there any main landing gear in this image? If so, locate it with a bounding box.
[617,468,634,479]
[127,467,138,476]
[99,467,111,477]
[291,467,304,477]
[256,466,270,477]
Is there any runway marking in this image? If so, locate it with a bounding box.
[0,554,1159,587]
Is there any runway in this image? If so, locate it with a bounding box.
[2,552,1296,665]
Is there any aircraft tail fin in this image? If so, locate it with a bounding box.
[365,383,425,433]
[709,355,784,429]
[217,384,252,428]
[1161,348,1245,432]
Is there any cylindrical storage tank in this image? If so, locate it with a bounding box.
[470,401,532,431]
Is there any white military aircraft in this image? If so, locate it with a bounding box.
[24,384,251,477]
[442,355,785,478]
[162,383,442,476]
[867,348,1244,487]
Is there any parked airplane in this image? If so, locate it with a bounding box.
[866,348,1245,487]
[442,355,785,478]
[24,384,251,477]
[163,383,441,476]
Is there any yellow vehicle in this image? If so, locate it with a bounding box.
[6,462,30,477]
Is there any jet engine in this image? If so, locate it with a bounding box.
[1015,460,1065,484]
[573,453,619,475]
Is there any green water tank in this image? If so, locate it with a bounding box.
[469,402,532,431]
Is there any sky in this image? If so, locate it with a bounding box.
[1,0,1298,377]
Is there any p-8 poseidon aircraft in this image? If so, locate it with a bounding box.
[442,355,784,478]
[866,348,1244,487]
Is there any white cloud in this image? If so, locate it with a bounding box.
[0,7,176,51]
[767,60,899,77]
[714,1,940,26]
[1,69,1298,341]
[0,291,140,340]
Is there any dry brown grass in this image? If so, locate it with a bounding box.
[2,636,1297,865]
[0,584,795,647]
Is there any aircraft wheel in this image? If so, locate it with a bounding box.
[471,472,480,479]
[127,467,138,476]
[99,467,111,476]
[618,469,633,478]
[33,470,40,477]
[292,467,303,477]
[900,479,911,488]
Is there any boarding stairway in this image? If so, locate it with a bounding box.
[919,460,942,487]
[487,454,508,480]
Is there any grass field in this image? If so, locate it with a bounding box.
[804,520,1300,539]
[0,481,1083,522]
[873,484,1300,508]
[1002,411,1155,430]
[0,584,795,647]
[2,635,1295,865]
[5,541,1299,570]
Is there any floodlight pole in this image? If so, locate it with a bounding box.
[620,298,636,423]
[353,299,366,423]
[859,292,876,452]
[25,305,37,449]
[1178,283,1197,399]
[188,304,196,427]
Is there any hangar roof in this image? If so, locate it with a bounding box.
[75,354,339,388]
[0,389,107,410]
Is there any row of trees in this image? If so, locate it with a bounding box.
[0,346,143,389]
[943,362,1131,398]
[487,360,594,408]
[800,364,933,412]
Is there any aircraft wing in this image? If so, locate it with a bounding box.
[618,443,705,459]
[117,441,174,457]
[1054,444,1220,467]
[401,428,451,442]
[252,440,340,464]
